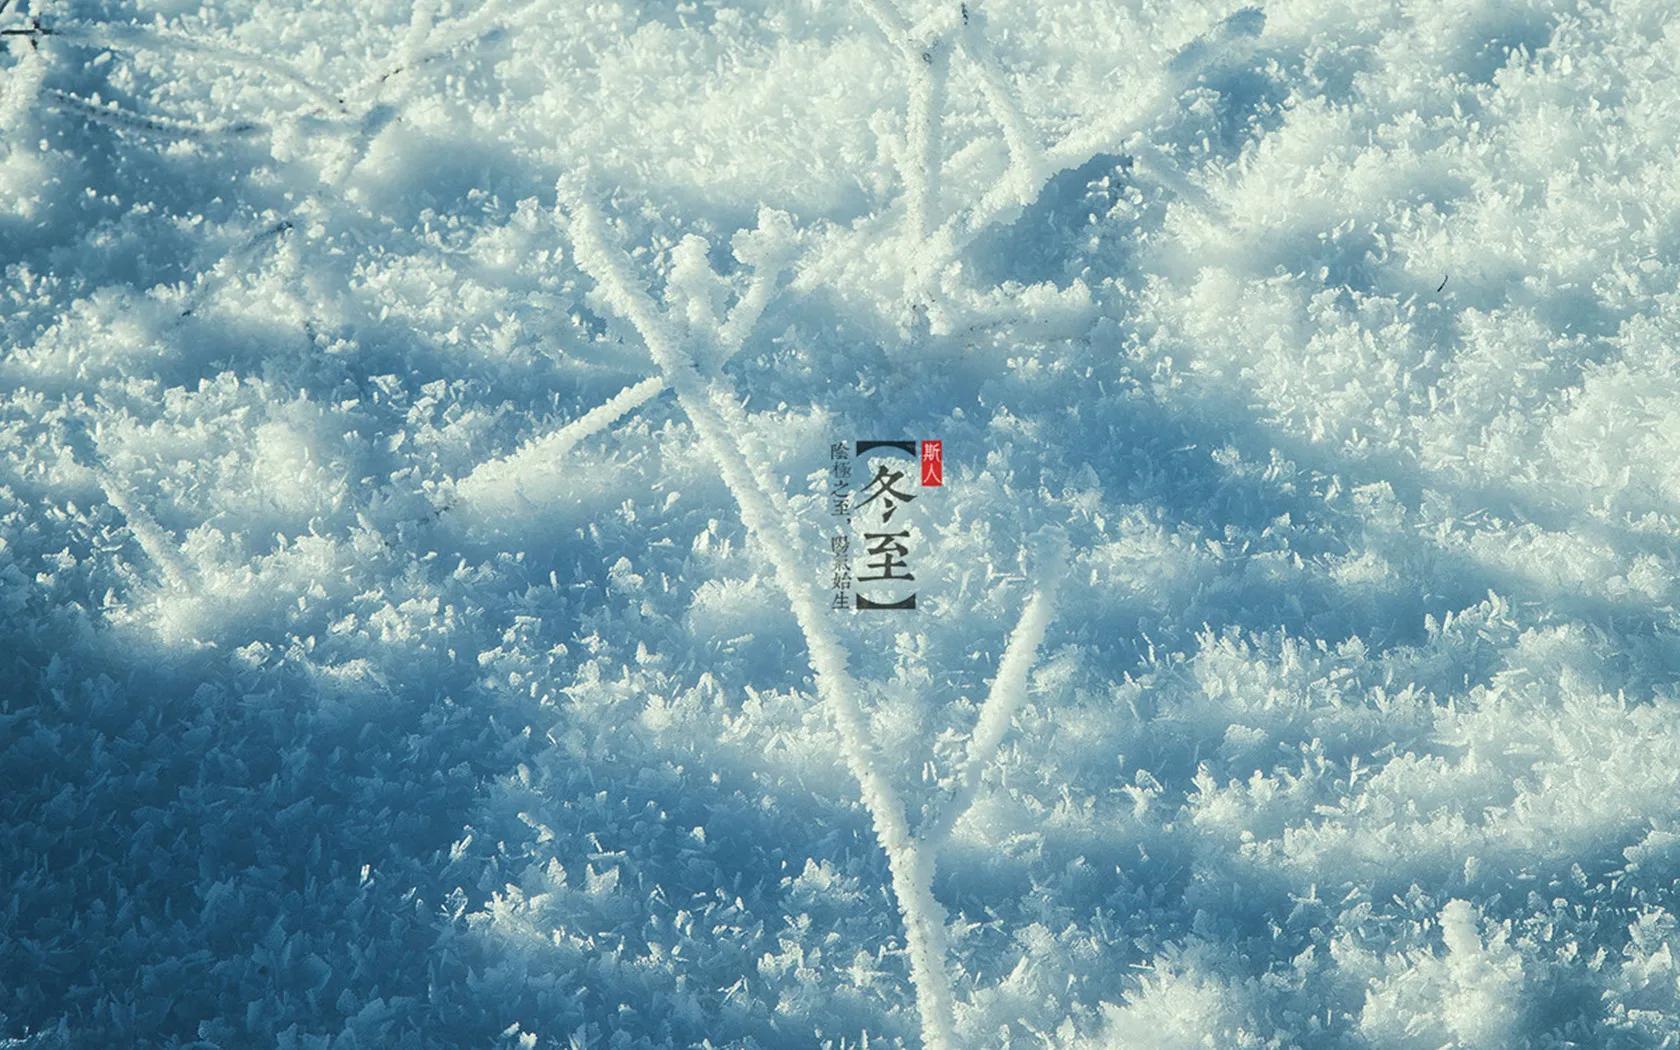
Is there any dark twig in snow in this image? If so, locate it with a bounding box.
[319,0,538,187]
[43,19,347,114]
[176,220,294,319]
[42,87,266,141]
[345,0,538,108]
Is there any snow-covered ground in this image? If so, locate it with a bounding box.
[4,0,1680,1045]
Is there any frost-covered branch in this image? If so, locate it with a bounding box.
[563,192,959,1050]
[450,374,665,505]
[451,208,795,508]
[0,31,47,138]
[715,212,797,357]
[7,0,535,180]
[859,0,951,313]
[92,468,195,592]
[921,532,1066,847]
[847,2,1262,333]
[904,37,951,252]
[953,1,1044,200]
[941,6,1263,260]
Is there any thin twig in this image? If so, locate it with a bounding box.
[43,87,265,141]
[346,0,538,105]
[45,19,347,113]
[177,220,294,319]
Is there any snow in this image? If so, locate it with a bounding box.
[2,0,1678,1046]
